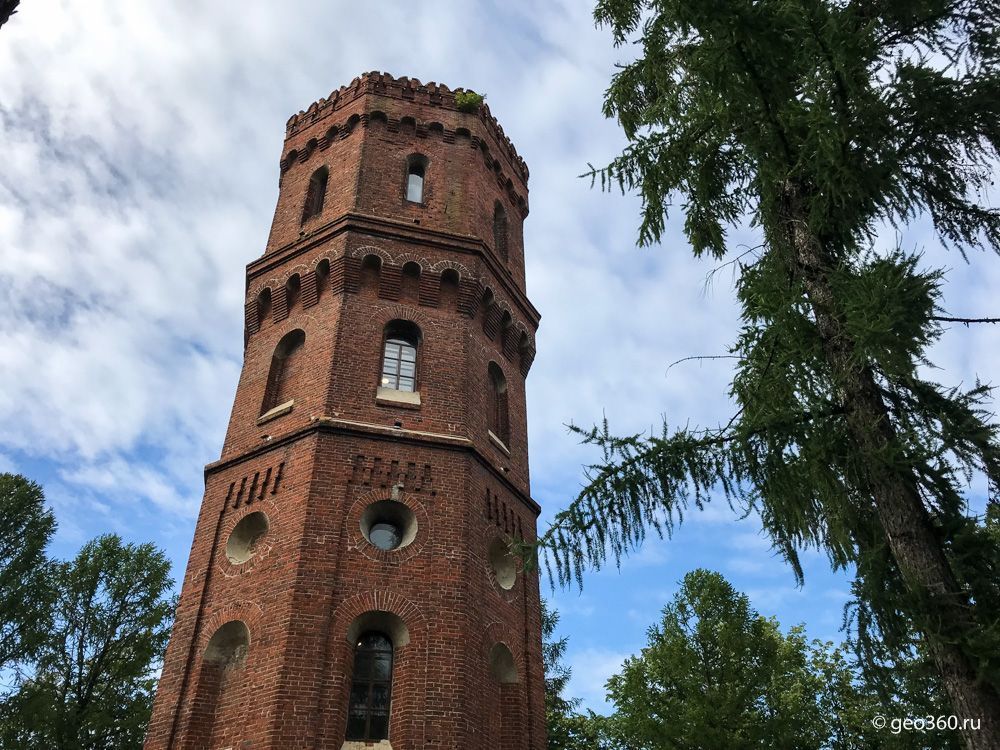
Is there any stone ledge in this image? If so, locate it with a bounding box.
[488,429,511,456]
[376,387,421,409]
[341,741,392,750]
[256,399,294,425]
[315,416,471,446]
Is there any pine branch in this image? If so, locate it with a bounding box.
[532,403,848,586]
[665,354,741,374]
[931,315,1000,325]
[0,1,17,30]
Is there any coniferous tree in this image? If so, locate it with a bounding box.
[0,473,55,670]
[0,1,18,30]
[533,2,1000,745]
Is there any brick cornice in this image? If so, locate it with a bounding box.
[247,211,541,326]
[204,417,541,516]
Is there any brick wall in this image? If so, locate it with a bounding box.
[145,73,545,750]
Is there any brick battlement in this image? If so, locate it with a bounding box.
[286,71,529,184]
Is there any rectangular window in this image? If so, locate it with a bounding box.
[406,172,423,202]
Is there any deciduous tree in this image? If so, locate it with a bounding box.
[604,570,963,749]
[0,473,55,670]
[0,534,175,750]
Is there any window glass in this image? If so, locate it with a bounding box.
[346,633,394,742]
[406,160,425,203]
[381,337,417,391]
[370,522,402,551]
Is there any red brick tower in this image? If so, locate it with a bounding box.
[144,73,544,750]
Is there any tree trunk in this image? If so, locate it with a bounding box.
[781,194,1000,750]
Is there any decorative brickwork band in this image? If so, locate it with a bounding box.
[418,272,440,307]
[301,269,319,308]
[342,255,361,294]
[519,343,536,377]
[458,278,480,318]
[244,301,259,337]
[378,263,402,301]
[483,304,503,340]
[272,285,289,322]
[502,326,520,362]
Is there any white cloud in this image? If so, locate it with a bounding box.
[566,646,630,714]
[1,0,997,693]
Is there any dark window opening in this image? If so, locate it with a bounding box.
[302,167,329,222]
[346,632,393,742]
[369,522,402,551]
[261,329,305,414]
[489,362,509,444]
[493,201,509,263]
[285,274,301,311]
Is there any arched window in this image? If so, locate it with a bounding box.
[360,254,382,296]
[439,268,459,311]
[400,262,421,304]
[405,155,427,203]
[315,259,330,301]
[488,362,509,444]
[346,632,393,742]
[261,329,305,415]
[380,321,421,393]
[285,274,301,311]
[302,166,329,222]
[493,201,508,262]
[256,288,272,325]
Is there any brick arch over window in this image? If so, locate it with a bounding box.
[183,612,259,750]
[261,329,305,415]
[315,590,428,748]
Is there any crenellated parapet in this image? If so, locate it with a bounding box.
[280,109,529,218]
[285,71,529,185]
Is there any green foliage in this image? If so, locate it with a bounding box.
[455,90,485,113]
[542,600,575,718]
[589,0,1000,255]
[0,473,55,670]
[0,533,175,750]
[542,601,614,750]
[603,570,961,749]
[532,0,1000,732]
[605,570,827,748]
[549,710,614,750]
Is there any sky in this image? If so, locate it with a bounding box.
[1,0,999,714]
